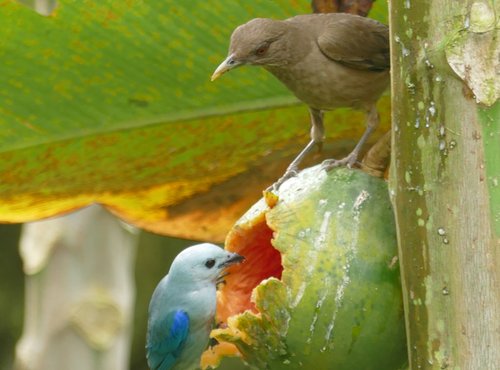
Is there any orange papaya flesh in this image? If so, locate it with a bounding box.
[216,211,283,324]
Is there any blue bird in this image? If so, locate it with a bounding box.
[146,243,244,370]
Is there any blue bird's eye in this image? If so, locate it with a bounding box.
[205,259,216,268]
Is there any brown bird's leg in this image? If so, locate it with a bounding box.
[322,104,379,171]
[269,109,324,191]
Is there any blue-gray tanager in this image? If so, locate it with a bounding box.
[146,243,244,370]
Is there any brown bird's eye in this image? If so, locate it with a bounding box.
[255,45,268,56]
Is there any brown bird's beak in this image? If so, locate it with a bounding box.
[211,54,242,81]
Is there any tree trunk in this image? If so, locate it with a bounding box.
[389,1,500,369]
[15,205,139,370]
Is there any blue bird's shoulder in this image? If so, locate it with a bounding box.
[170,310,190,345]
[146,309,190,370]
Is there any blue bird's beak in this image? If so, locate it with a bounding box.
[217,253,244,287]
[219,252,245,268]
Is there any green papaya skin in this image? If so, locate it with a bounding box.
[206,167,408,370]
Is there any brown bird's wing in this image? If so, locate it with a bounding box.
[316,15,390,71]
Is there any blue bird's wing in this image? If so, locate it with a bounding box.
[146,310,190,370]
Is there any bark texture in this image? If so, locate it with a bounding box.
[389,1,500,369]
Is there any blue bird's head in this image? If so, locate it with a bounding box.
[168,243,245,285]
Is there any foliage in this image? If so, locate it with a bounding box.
[0,0,389,240]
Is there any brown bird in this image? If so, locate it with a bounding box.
[211,13,390,189]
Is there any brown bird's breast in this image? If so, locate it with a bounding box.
[265,50,389,111]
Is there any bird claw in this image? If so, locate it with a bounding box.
[208,337,220,347]
[321,153,360,171]
[267,168,300,192]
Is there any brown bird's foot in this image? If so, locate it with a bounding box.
[321,152,360,171]
[266,140,318,193]
[267,168,300,192]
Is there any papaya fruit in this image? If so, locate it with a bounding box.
[202,166,407,370]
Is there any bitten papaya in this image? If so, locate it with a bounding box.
[202,166,407,370]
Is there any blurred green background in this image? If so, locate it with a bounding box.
[0,224,245,370]
[0,225,23,370]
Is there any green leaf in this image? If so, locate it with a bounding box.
[0,0,389,241]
